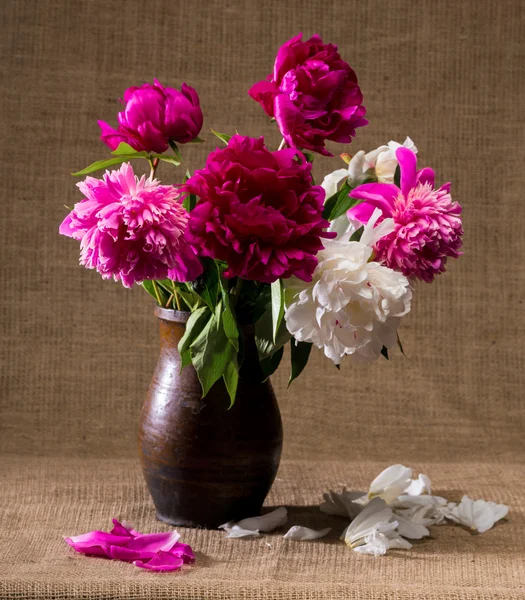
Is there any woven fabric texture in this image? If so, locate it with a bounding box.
[1,457,524,600]
[1,0,524,598]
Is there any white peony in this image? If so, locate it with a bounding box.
[284,210,412,365]
[320,137,417,199]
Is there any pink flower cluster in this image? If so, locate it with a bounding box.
[184,135,333,283]
[249,33,367,156]
[350,148,463,282]
[99,79,203,153]
[59,163,202,287]
[65,518,194,572]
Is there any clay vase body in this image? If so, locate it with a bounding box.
[138,307,283,529]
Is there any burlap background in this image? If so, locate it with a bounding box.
[1,0,524,598]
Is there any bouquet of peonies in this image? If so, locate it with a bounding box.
[60,33,463,405]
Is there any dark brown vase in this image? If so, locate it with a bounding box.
[138,307,283,529]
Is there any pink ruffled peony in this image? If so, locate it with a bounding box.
[249,33,367,156]
[65,519,195,572]
[59,163,203,287]
[349,148,463,282]
[183,135,333,283]
[99,79,203,153]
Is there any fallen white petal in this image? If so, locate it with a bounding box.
[319,487,366,519]
[405,474,432,496]
[283,526,332,541]
[353,531,390,557]
[394,513,430,539]
[219,523,260,538]
[342,498,397,547]
[450,496,508,533]
[368,465,413,504]
[234,507,288,533]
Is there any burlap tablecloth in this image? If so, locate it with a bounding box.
[1,0,524,598]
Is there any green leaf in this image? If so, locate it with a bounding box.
[191,302,235,397]
[222,306,239,351]
[288,340,312,387]
[141,280,169,306]
[322,181,362,221]
[183,192,197,212]
[394,165,401,188]
[381,346,389,360]
[178,306,210,369]
[271,279,285,343]
[211,129,232,145]
[156,155,181,167]
[303,151,315,164]
[397,332,405,355]
[71,156,136,176]
[260,346,284,380]
[223,358,239,408]
[188,136,205,143]
[155,279,174,296]
[349,226,364,242]
[255,306,291,360]
[168,140,183,163]
[190,259,220,310]
[110,143,146,157]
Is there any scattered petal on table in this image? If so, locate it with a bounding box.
[134,550,185,572]
[448,495,509,533]
[283,526,332,540]
[405,474,432,496]
[231,507,288,533]
[368,465,413,504]
[219,523,261,538]
[319,487,366,519]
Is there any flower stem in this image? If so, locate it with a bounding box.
[277,138,287,151]
[151,280,163,306]
[173,291,182,311]
[149,157,160,178]
[171,280,182,311]
[231,277,243,307]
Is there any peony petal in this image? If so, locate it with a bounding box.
[233,507,288,533]
[219,523,261,538]
[125,531,181,558]
[283,526,331,540]
[133,550,184,572]
[349,183,399,216]
[395,147,417,197]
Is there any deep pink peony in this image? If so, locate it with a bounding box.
[98,79,203,153]
[249,33,367,156]
[65,518,195,572]
[349,148,463,282]
[183,135,333,283]
[59,163,203,287]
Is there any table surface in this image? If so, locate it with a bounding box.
[1,456,523,600]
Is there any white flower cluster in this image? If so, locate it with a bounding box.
[320,464,509,557]
[284,138,418,365]
[284,209,412,364]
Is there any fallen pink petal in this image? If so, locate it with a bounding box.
[64,520,194,572]
[133,550,185,572]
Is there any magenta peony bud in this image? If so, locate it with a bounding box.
[98,80,203,153]
[249,33,367,157]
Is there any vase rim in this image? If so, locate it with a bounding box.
[154,306,191,323]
